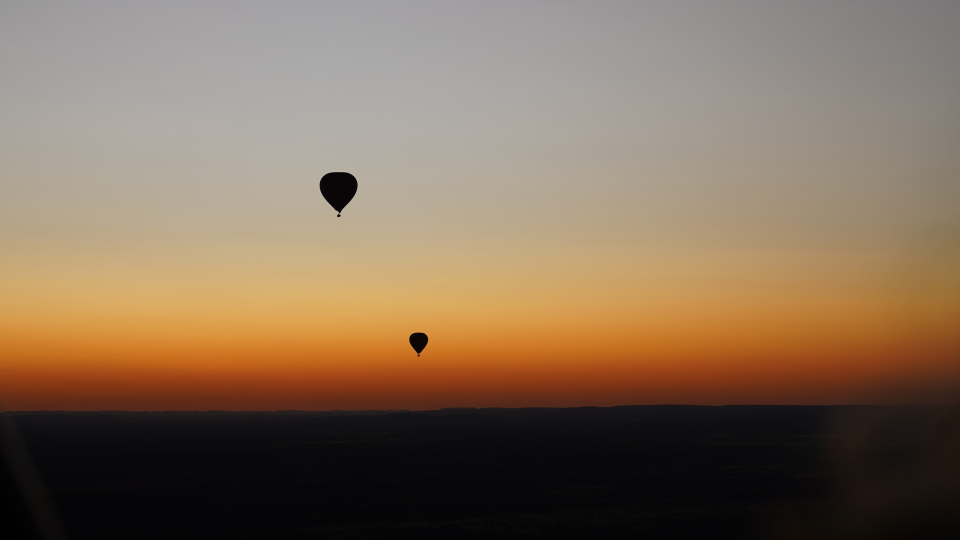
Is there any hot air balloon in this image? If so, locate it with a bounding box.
[319,172,357,217]
[409,333,428,356]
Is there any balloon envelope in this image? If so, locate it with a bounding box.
[409,333,428,355]
[319,172,357,216]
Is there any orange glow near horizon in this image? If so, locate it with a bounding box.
[3,244,958,410]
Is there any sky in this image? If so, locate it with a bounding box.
[2,0,959,411]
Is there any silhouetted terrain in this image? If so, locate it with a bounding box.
[4,406,959,539]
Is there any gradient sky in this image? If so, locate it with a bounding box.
[2,1,959,410]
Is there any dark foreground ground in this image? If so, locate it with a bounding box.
[3,406,959,539]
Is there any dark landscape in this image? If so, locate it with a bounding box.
[4,405,958,539]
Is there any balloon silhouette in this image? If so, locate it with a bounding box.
[319,172,357,217]
[409,333,428,356]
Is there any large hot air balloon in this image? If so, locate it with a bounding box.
[409,333,428,356]
[319,172,357,217]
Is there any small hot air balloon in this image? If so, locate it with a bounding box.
[319,172,357,217]
[409,333,428,356]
